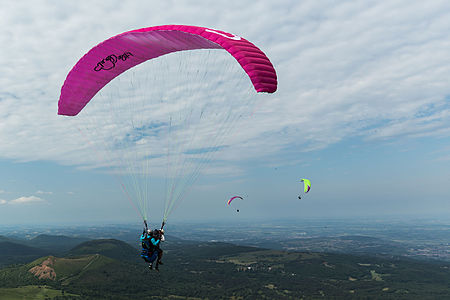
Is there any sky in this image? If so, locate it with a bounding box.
[0,0,449,226]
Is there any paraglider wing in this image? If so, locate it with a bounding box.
[58,25,277,116]
[58,25,278,225]
[300,179,311,193]
[227,196,243,205]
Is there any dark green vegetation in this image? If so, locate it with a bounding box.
[68,239,140,263]
[0,235,90,268]
[0,235,449,299]
[0,285,78,300]
[0,241,47,268]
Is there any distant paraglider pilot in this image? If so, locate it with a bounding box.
[227,196,243,213]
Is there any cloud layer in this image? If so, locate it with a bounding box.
[0,0,449,173]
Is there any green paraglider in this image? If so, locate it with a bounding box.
[298,179,311,199]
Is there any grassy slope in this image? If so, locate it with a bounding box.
[0,285,79,300]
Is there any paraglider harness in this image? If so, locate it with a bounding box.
[140,220,164,265]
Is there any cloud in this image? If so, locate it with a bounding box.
[0,0,449,174]
[0,199,6,205]
[36,190,53,195]
[8,196,46,205]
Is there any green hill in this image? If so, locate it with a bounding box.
[68,239,140,263]
[0,234,92,268]
[0,242,45,257]
[29,254,116,283]
[30,234,90,253]
[0,254,117,299]
[0,242,47,267]
[0,235,26,244]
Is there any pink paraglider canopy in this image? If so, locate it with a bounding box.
[227,196,243,205]
[58,25,277,116]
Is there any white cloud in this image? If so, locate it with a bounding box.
[0,199,6,205]
[0,0,449,174]
[36,190,53,195]
[8,196,46,205]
